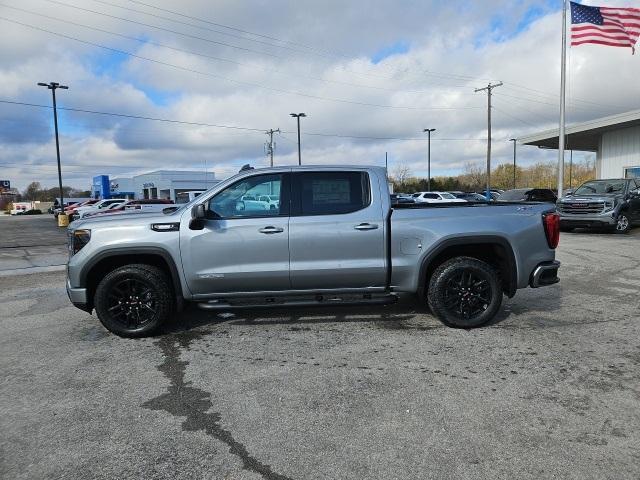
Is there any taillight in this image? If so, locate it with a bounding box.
[542,212,560,249]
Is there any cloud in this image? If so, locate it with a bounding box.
[0,0,638,190]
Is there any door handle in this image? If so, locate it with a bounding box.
[354,223,379,230]
[259,226,284,234]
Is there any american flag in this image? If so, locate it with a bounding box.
[570,1,640,52]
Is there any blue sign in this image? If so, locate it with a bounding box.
[92,175,111,199]
[0,180,10,192]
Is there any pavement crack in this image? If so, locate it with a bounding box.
[142,332,293,480]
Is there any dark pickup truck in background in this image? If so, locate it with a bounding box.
[556,178,640,233]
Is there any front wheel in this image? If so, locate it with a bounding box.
[614,214,630,234]
[427,257,502,328]
[94,264,174,337]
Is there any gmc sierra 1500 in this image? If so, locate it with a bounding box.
[66,166,560,337]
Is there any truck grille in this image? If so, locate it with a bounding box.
[557,201,605,214]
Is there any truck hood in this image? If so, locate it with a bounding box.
[69,210,181,230]
[559,194,620,203]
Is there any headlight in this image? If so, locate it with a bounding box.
[603,200,615,212]
[70,229,91,255]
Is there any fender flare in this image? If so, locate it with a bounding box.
[417,235,518,298]
[79,246,184,307]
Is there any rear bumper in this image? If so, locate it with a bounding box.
[530,260,561,288]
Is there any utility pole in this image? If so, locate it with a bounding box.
[385,152,388,178]
[475,82,503,199]
[290,113,306,165]
[38,81,68,214]
[423,128,436,191]
[265,128,280,167]
[509,138,517,189]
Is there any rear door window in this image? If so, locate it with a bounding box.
[292,171,370,215]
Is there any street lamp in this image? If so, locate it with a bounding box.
[38,82,69,214]
[423,128,436,191]
[509,138,517,189]
[290,113,306,165]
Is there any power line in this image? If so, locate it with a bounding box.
[0,99,493,141]
[0,16,482,111]
[491,105,537,128]
[1,3,452,96]
[41,0,447,86]
[42,0,630,108]
[102,0,487,85]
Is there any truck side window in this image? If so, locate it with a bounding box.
[294,172,370,215]
[208,174,283,219]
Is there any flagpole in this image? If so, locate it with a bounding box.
[558,0,567,197]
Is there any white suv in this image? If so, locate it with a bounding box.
[412,192,467,204]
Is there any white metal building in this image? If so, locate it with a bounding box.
[520,109,640,179]
[95,170,219,202]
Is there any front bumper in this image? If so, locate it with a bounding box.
[66,279,91,312]
[530,260,561,288]
[558,211,616,228]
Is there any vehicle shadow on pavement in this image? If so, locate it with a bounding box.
[159,298,439,335]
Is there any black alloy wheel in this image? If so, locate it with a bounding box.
[106,278,158,329]
[94,264,173,337]
[427,256,502,328]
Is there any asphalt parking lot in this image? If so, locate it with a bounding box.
[1,217,639,479]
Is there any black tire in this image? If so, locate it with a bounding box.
[427,256,502,328]
[614,213,631,234]
[94,264,173,337]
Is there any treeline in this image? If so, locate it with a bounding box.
[391,159,596,193]
[12,182,91,202]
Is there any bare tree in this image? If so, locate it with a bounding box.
[391,163,412,187]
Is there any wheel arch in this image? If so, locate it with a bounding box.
[417,235,518,298]
[80,247,184,311]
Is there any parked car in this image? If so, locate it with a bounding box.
[498,188,557,203]
[74,199,127,220]
[64,199,100,218]
[390,194,415,205]
[452,192,490,202]
[83,199,175,218]
[413,191,467,203]
[556,178,640,233]
[475,191,501,201]
[66,165,560,337]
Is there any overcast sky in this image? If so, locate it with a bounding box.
[1,0,639,190]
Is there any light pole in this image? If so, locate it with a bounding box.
[38,81,68,212]
[509,138,517,189]
[290,113,306,165]
[423,128,436,191]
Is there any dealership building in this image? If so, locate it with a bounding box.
[520,109,640,180]
[92,170,219,202]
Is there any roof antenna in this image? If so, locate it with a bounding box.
[239,164,254,172]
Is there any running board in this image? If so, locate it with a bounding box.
[197,293,398,311]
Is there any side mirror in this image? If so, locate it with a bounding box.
[192,204,205,219]
[189,204,206,230]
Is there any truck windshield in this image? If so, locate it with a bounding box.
[574,180,625,195]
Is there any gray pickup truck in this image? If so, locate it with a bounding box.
[66,166,560,337]
[557,178,640,233]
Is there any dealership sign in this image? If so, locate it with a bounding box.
[0,180,10,192]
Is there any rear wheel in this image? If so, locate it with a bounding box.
[427,257,502,328]
[94,264,173,337]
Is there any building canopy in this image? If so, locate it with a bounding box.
[519,109,640,151]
